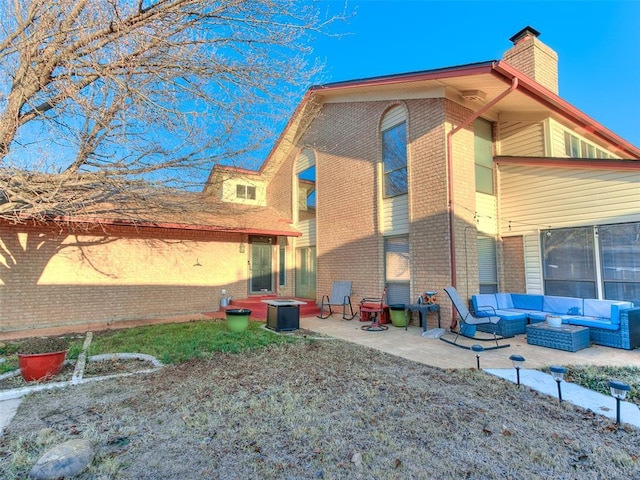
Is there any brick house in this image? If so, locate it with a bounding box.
[0,196,300,338]
[249,26,640,325]
[4,26,640,337]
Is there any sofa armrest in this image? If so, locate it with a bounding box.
[475,304,497,317]
[621,307,640,349]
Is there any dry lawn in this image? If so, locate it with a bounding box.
[1,338,638,479]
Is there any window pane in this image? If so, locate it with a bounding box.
[600,223,640,304]
[475,165,494,195]
[475,119,493,194]
[382,122,407,197]
[385,236,410,282]
[384,168,407,196]
[542,227,596,297]
[236,185,245,198]
[564,132,580,158]
[382,123,407,172]
[247,186,256,200]
[478,236,497,293]
[385,236,410,304]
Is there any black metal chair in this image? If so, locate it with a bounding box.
[440,286,510,350]
[317,281,356,320]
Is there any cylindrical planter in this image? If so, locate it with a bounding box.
[18,350,67,382]
[225,309,252,332]
[388,304,406,327]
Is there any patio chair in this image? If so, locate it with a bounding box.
[359,285,389,331]
[317,281,356,320]
[440,286,510,350]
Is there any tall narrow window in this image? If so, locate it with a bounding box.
[474,118,494,194]
[278,237,286,287]
[382,119,407,198]
[385,236,410,304]
[478,236,498,293]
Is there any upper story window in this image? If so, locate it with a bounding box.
[236,184,256,200]
[381,106,408,198]
[475,118,494,195]
[564,132,611,159]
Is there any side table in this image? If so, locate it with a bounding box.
[404,304,441,333]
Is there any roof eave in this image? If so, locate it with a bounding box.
[492,61,640,158]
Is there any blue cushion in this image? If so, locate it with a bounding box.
[511,294,543,311]
[496,293,514,309]
[583,299,633,325]
[542,296,583,315]
[565,316,619,330]
[472,294,497,314]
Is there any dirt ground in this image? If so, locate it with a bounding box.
[1,339,638,479]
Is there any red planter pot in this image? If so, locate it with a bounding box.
[17,350,67,382]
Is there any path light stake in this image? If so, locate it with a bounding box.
[608,380,631,425]
[509,354,525,386]
[471,344,484,370]
[550,366,567,403]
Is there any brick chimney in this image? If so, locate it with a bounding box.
[503,26,559,94]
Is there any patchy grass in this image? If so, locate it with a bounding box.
[564,365,640,404]
[1,340,638,479]
[86,320,303,364]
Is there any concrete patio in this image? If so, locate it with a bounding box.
[300,315,640,370]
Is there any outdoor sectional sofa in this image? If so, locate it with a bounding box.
[470,293,640,350]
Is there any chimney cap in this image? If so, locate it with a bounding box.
[509,26,541,45]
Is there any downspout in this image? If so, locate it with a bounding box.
[446,76,518,326]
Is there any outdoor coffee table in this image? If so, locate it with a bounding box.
[526,322,590,352]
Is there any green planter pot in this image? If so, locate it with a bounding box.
[225,309,252,332]
[388,304,406,327]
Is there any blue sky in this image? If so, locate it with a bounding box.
[310,0,640,148]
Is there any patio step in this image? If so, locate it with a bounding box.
[220,296,320,320]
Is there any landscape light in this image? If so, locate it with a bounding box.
[550,366,567,403]
[608,380,631,425]
[471,344,484,370]
[509,354,525,385]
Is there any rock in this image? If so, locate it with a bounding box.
[29,438,95,480]
[351,451,363,468]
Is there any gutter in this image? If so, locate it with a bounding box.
[446,76,518,326]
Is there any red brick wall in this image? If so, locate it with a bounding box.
[501,236,526,292]
[301,101,385,301]
[298,97,477,321]
[0,221,247,337]
[443,100,479,315]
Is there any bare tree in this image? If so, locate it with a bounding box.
[0,0,343,221]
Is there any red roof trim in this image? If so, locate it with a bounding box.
[311,62,495,92]
[43,215,302,237]
[492,61,640,158]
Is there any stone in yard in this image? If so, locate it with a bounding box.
[29,438,95,480]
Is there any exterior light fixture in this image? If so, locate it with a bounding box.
[239,243,246,253]
[509,354,525,385]
[471,344,484,370]
[550,366,568,403]
[608,380,631,425]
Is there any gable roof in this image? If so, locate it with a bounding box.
[258,59,640,177]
